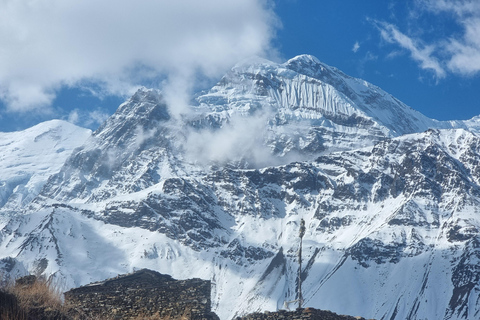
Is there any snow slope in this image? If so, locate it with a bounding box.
[0,120,91,214]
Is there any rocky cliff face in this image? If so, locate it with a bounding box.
[65,269,215,320]
[1,55,480,320]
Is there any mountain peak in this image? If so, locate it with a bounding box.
[94,87,169,142]
[129,87,164,105]
[0,120,91,212]
[198,54,446,161]
[285,54,322,67]
[283,54,330,77]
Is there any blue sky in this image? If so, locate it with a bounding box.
[0,0,479,132]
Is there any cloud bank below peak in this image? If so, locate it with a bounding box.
[0,0,279,113]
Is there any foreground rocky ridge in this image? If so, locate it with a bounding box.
[1,270,368,320]
[1,55,480,320]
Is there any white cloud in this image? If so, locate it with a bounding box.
[85,110,110,128]
[419,0,480,16]
[66,108,110,129]
[374,0,480,78]
[421,0,480,75]
[67,110,79,125]
[0,0,278,114]
[185,112,276,168]
[352,41,360,53]
[375,21,446,79]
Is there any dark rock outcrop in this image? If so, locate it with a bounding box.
[64,269,218,320]
[236,308,371,320]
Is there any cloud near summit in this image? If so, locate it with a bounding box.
[0,0,278,113]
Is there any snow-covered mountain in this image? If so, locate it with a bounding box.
[0,120,91,215]
[2,55,480,320]
[192,55,471,161]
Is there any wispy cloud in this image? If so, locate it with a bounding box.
[421,0,480,75]
[67,108,110,128]
[0,0,279,114]
[420,0,480,16]
[374,21,446,79]
[373,0,480,79]
[356,51,378,76]
[185,112,274,168]
[352,41,360,53]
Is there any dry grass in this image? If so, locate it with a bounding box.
[11,277,63,311]
[0,275,67,320]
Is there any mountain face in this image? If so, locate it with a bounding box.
[0,120,91,215]
[193,55,467,161]
[2,55,480,320]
